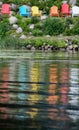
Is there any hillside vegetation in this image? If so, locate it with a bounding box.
[0,0,79,49]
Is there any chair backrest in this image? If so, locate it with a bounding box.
[72,6,79,14]
[31,6,39,13]
[19,5,28,14]
[61,3,70,14]
[1,4,10,14]
[50,6,58,14]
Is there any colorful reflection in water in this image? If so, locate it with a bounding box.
[0,57,79,130]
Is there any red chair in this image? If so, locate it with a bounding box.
[61,3,70,16]
[1,4,10,14]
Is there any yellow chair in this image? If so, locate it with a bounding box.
[31,6,42,17]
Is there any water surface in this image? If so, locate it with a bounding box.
[0,51,79,130]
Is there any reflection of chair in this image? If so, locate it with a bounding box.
[19,5,30,17]
[49,6,59,16]
[61,3,70,16]
[31,6,42,17]
[1,4,10,14]
[71,6,79,17]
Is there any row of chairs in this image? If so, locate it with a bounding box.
[0,3,79,17]
[49,4,79,17]
[0,3,42,17]
[19,4,79,17]
[19,5,42,17]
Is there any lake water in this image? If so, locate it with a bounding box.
[0,51,79,130]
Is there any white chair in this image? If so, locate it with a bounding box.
[71,5,79,17]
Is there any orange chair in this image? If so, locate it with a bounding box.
[61,3,70,16]
[1,4,10,14]
[49,6,59,17]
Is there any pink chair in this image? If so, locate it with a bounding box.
[1,4,10,14]
[61,3,70,16]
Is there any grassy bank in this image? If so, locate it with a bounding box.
[0,36,79,50]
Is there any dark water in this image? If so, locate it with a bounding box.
[0,51,79,130]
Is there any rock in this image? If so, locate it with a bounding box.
[44,45,48,50]
[26,5,31,11]
[11,3,17,10]
[0,2,2,5]
[16,27,23,33]
[9,16,18,24]
[29,24,34,29]
[69,0,76,5]
[31,46,35,51]
[26,44,32,50]
[67,45,73,50]
[40,15,48,20]
[62,0,67,4]
[29,32,33,35]
[9,11,15,16]
[20,34,26,39]
[46,35,50,38]
[12,24,18,29]
[73,45,78,51]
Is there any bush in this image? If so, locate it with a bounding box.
[32,29,43,36]
[76,0,79,6]
[71,17,79,35]
[42,17,65,35]
[16,16,31,33]
[0,19,11,38]
[34,22,43,30]
[31,17,40,24]
[2,0,27,4]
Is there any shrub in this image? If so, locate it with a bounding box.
[42,17,65,35]
[0,19,11,38]
[16,16,31,33]
[71,17,79,35]
[32,29,43,36]
[34,22,43,30]
[76,0,79,6]
[31,17,40,24]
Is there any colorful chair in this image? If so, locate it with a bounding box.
[61,3,70,16]
[31,6,42,17]
[49,6,59,16]
[71,6,79,17]
[19,5,30,17]
[1,4,10,14]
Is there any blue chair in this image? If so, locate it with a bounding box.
[19,5,30,17]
